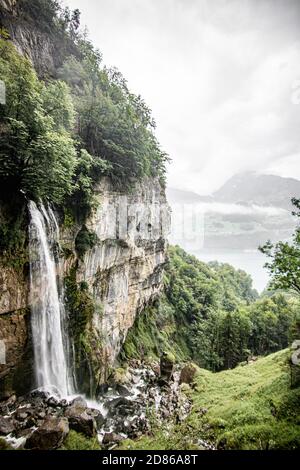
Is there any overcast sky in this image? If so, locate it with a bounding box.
[66,0,300,194]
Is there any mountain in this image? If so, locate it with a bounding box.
[168,173,297,260]
[166,187,212,204]
[213,172,300,209]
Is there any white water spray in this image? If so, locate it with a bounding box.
[28,201,73,397]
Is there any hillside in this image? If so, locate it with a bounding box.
[121,349,300,450]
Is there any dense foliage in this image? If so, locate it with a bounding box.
[0,13,167,248]
[260,198,300,295]
[57,42,169,184]
[122,246,298,371]
[0,40,77,204]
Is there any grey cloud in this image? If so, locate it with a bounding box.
[66,0,300,193]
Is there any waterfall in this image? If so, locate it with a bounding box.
[28,201,73,397]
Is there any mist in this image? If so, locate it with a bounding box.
[65,0,300,194]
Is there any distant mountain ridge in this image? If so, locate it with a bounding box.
[213,172,300,209]
[168,172,300,209]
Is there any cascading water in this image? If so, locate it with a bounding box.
[28,201,74,397]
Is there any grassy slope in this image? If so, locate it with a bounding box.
[120,349,300,450]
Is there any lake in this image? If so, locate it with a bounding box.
[189,248,270,293]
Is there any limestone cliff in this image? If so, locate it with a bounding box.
[0,0,170,399]
[80,178,169,359]
[0,178,170,398]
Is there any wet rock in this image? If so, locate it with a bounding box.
[15,410,28,421]
[160,352,175,382]
[96,383,109,397]
[108,367,132,387]
[29,389,50,401]
[38,411,46,419]
[47,396,60,408]
[65,406,96,437]
[105,397,131,410]
[105,397,138,419]
[157,378,171,389]
[25,416,69,450]
[150,363,160,376]
[86,408,105,430]
[70,396,87,409]
[0,394,17,415]
[116,384,131,397]
[179,363,198,385]
[102,432,124,445]
[0,416,15,435]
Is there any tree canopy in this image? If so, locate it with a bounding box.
[260,198,300,295]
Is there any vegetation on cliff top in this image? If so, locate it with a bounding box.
[0,2,168,251]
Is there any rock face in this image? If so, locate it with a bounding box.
[0,0,78,78]
[77,178,170,373]
[0,5,170,398]
[0,178,170,398]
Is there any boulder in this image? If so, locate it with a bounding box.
[291,340,300,350]
[29,389,50,401]
[102,432,123,445]
[179,363,198,385]
[116,384,131,397]
[0,416,14,435]
[65,406,96,437]
[70,396,88,409]
[109,367,131,385]
[290,342,300,388]
[160,351,175,382]
[25,416,69,450]
[96,383,109,397]
[86,408,105,430]
[46,396,60,408]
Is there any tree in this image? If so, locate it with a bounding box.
[260,198,300,295]
[0,40,77,205]
[57,42,169,185]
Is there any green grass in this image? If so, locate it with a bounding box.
[60,431,101,450]
[120,349,300,450]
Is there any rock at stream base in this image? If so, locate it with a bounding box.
[116,384,131,397]
[160,351,175,382]
[25,416,69,450]
[102,432,123,445]
[70,396,88,409]
[65,405,97,437]
[0,416,15,435]
[179,363,198,385]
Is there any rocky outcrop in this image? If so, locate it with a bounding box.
[179,363,198,385]
[0,2,170,399]
[0,307,32,399]
[0,177,170,398]
[0,0,78,77]
[160,351,175,383]
[77,178,170,375]
[0,361,191,449]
